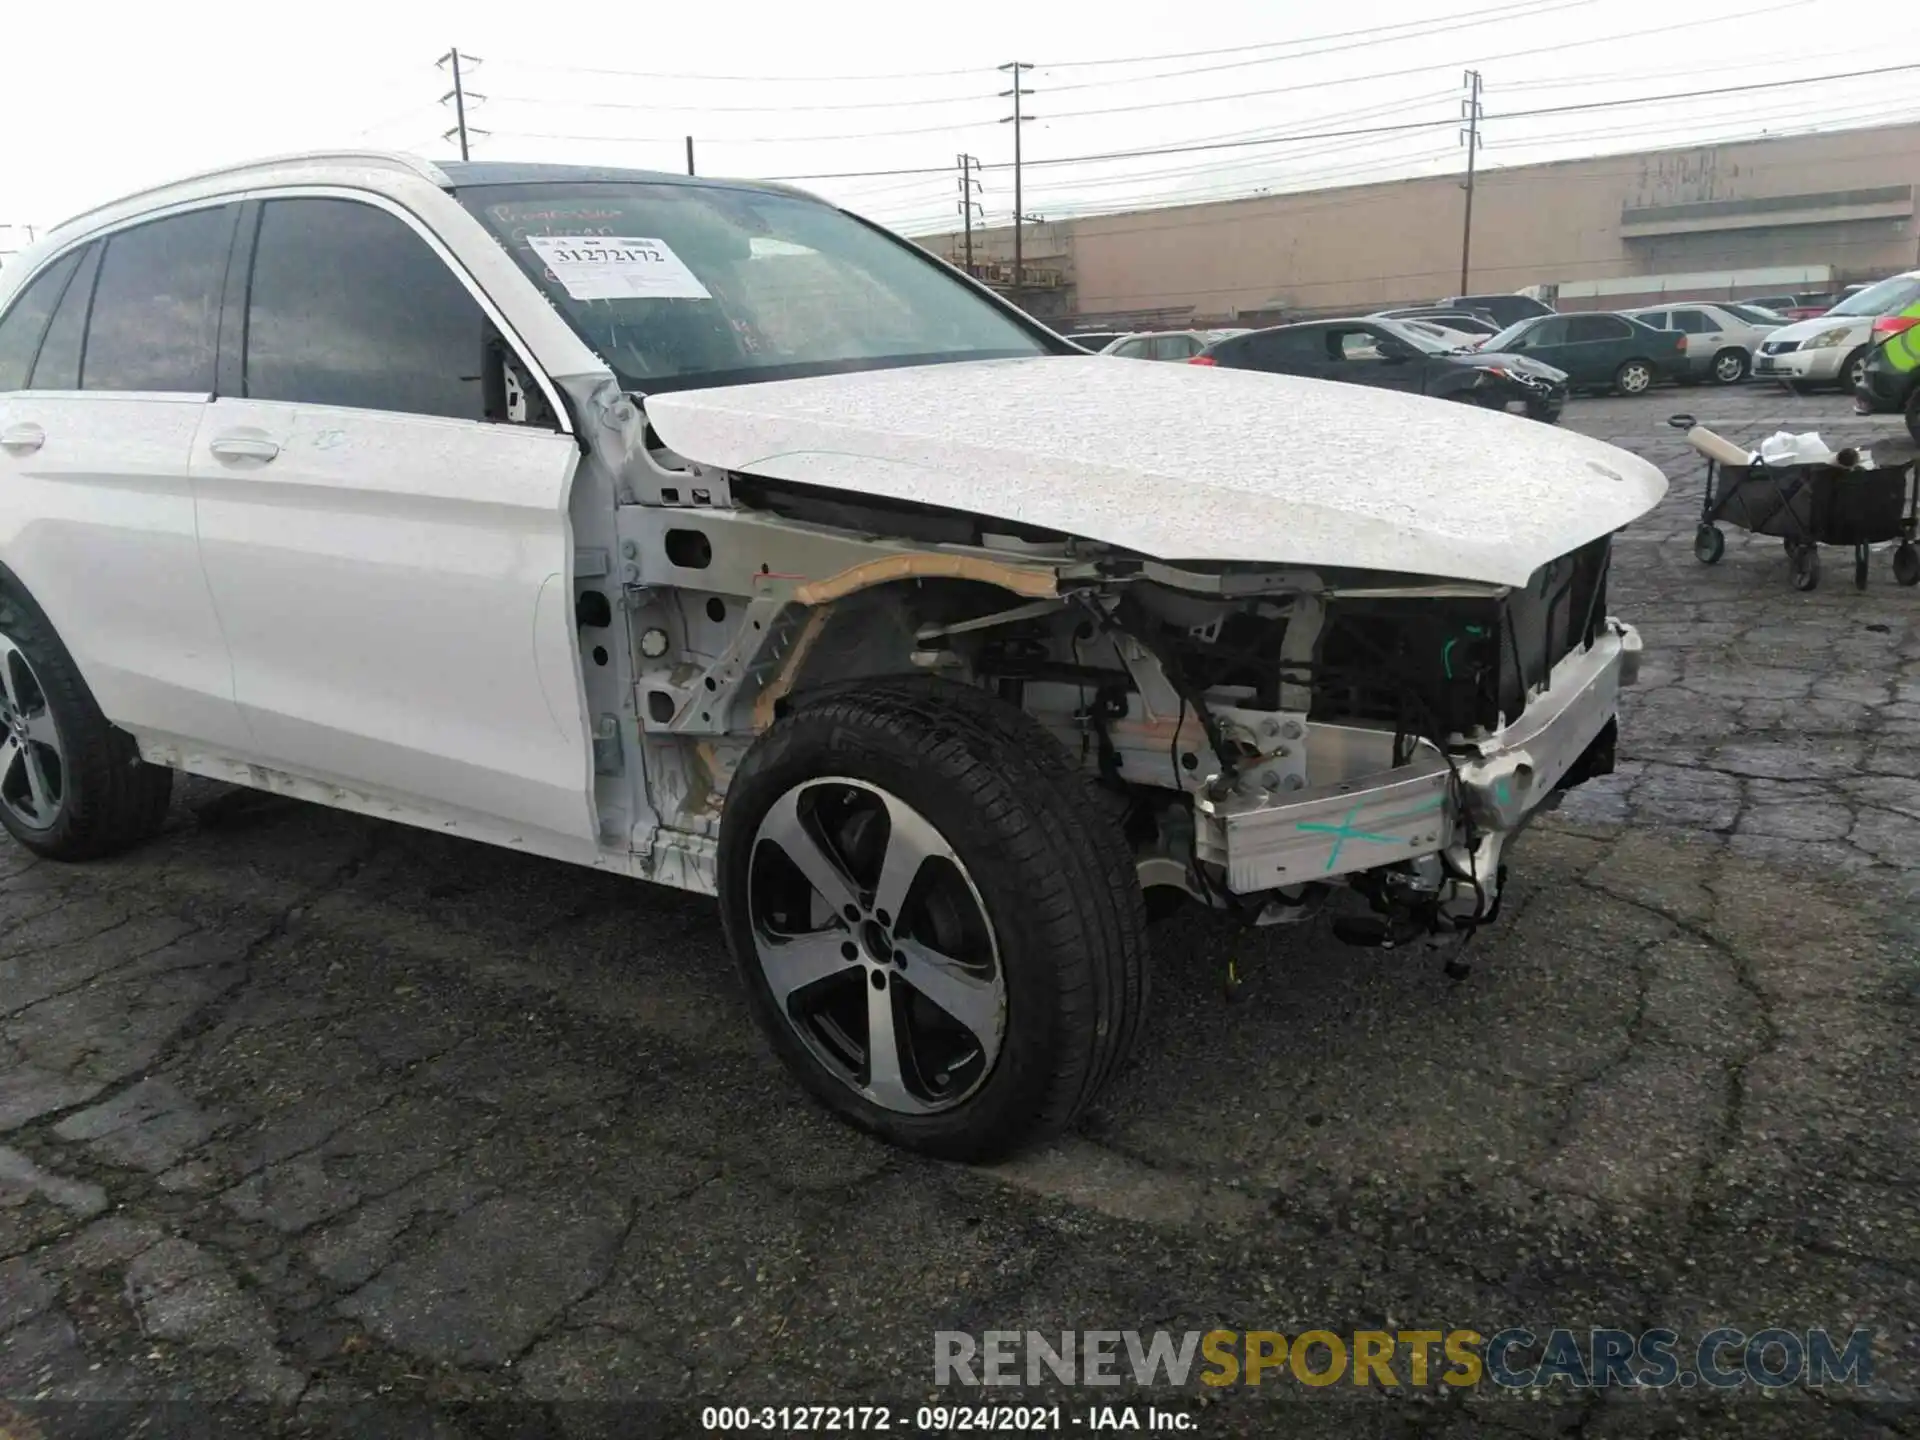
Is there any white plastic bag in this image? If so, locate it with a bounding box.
[1757,431,1835,465]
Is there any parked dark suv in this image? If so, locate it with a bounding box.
[1194,316,1569,421]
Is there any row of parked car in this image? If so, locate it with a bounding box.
[1069,271,1920,436]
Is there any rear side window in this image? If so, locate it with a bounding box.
[1670,310,1715,333]
[1566,315,1630,342]
[31,245,102,391]
[243,197,488,420]
[0,251,82,391]
[1634,311,1670,329]
[83,206,234,392]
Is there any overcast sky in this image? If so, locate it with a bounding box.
[4,0,1918,252]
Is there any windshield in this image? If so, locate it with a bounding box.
[459,181,1053,392]
[1824,275,1920,318]
[1483,318,1535,352]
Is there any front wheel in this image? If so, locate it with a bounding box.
[1711,348,1750,384]
[1790,544,1821,592]
[1905,387,1920,446]
[0,588,172,859]
[718,678,1149,1160]
[1843,346,1870,394]
[1614,359,1655,396]
[1693,524,1725,565]
[1894,544,1920,587]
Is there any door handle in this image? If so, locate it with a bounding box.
[0,423,45,455]
[209,435,280,462]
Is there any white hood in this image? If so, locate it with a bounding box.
[1760,313,1873,345]
[643,356,1667,588]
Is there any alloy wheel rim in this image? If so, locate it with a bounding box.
[1716,353,1743,382]
[0,633,65,832]
[747,776,1007,1115]
[1623,365,1650,393]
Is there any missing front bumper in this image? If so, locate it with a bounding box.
[1194,620,1638,896]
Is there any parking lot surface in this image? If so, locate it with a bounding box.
[2,386,1917,1438]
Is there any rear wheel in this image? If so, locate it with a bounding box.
[1693,524,1725,565]
[1711,348,1750,384]
[0,588,172,859]
[1894,544,1920,587]
[1790,544,1821,592]
[718,678,1149,1160]
[1905,386,1920,446]
[1614,359,1654,396]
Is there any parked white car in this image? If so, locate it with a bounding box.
[1100,328,1247,360]
[1751,271,1920,392]
[0,152,1662,1157]
[1620,302,1781,384]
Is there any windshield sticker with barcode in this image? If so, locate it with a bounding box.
[525,235,713,301]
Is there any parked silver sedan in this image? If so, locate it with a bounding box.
[1621,302,1781,384]
[1100,328,1248,360]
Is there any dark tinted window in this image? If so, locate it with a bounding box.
[1670,309,1715,333]
[1224,327,1324,370]
[31,245,101,391]
[245,198,486,419]
[83,207,233,392]
[0,251,81,392]
[1518,317,1566,347]
[1566,314,1631,342]
[1633,311,1670,330]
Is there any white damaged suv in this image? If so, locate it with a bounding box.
[0,153,1663,1157]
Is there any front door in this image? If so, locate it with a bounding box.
[189,194,596,848]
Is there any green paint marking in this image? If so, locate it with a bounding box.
[1296,795,1448,872]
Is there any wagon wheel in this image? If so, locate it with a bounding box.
[1693,524,1725,565]
[1854,543,1871,592]
[1895,543,1920,587]
[1790,544,1821,592]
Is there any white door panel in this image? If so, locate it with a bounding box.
[0,392,249,749]
[190,398,595,845]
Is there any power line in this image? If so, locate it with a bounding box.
[1039,0,1594,93]
[1032,0,1820,124]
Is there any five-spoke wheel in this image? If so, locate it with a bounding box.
[0,633,64,833]
[719,679,1148,1159]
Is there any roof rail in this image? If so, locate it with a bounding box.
[53,150,451,234]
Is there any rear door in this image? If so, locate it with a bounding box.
[0,207,251,752]
[189,193,596,847]
[1557,314,1637,384]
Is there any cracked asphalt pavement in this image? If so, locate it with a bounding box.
[2,387,1917,1439]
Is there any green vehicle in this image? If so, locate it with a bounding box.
[1479,311,1686,396]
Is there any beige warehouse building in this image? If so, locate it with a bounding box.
[919,120,1920,327]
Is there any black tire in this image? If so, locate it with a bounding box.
[1894,544,1920,588]
[1905,387,1920,447]
[1711,348,1749,385]
[718,677,1149,1160]
[0,585,172,860]
[1842,346,1870,395]
[1693,524,1725,565]
[1855,543,1871,592]
[1614,359,1655,396]
[1790,545,1821,592]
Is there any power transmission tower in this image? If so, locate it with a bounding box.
[1459,68,1483,294]
[997,62,1034,289]
[956,154,983,271]
[436,48,486,160]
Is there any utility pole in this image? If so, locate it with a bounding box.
[1459,68,1483,294]
[956,154,983,271]
[686,136,696,176]
[437,48,485,160]
[998,62,1033,290]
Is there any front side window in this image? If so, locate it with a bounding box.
[83,206,234,393]
[0,251,81,391]
[245,198,489,420]
[1634,311,1670,330]
[1671,310,1714,333]
[460,181,1052,394]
